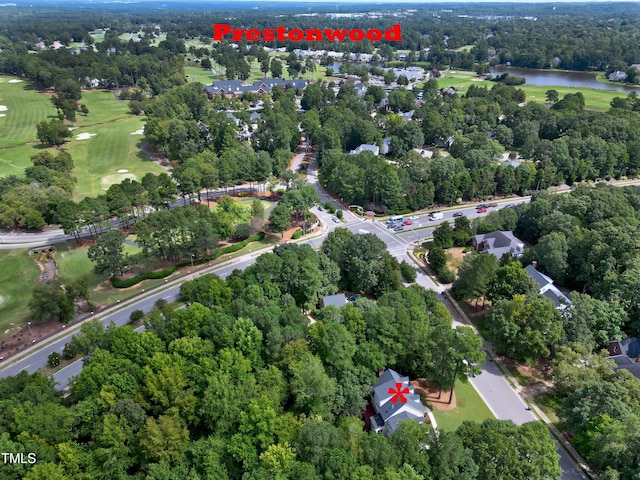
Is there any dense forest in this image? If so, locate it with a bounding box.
[0,233,566,480]
[438,184,640,479]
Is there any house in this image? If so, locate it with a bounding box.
[382,137,392,155]
[370,369,428,436]
[396,52,407,61]
[321,293,347,309]
[607,338,640,379]
[350,144,379,156]
[525,263,572,309]
[205,78,308,99]
[471,231,524,259]
[435,135,455,149]
[608,70,628,82]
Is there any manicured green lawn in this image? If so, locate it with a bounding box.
[435,69,623,112]
[77,89,131,125]
[0,249,40,335]
[64,116,165,200]
[184,65,217,85]
[432,380,495,432]
[0,76,59,148]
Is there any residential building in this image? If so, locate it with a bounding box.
[370,369,428,436]
[205,78,308,99]
[321,293,347,309]
[607,338,640,379]
[524,263,572,309]
[471,231,525,259]
[349,144,379,156]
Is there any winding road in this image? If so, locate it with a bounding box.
[0,140,587,479]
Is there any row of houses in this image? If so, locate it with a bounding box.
[205,78,308,99]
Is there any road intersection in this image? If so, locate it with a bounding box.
[0,142,586,479]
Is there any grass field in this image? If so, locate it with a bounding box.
[65,116,164,200]
[432,380,495,432]
[0,76,59,148]
[435,69,623,112]
[0,76,164,198]
[0,249,40,334]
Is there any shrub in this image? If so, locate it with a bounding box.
[130,310,145,322]
[436,268,456,284]
[110,266,177,288]
[48,352,61,368]
[237,191,248,197]
[233,223,253,241]
[62,342,77,360]
[336,210,343,219]
[400,260,417,283]
[292,230,303,239]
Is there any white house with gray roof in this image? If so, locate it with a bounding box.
[525,264,572,310]
[370,369,428,436]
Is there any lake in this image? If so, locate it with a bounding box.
[490,66,639,93]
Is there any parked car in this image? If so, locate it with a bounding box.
[348,295,357,302]
[393,225,404,231]
[453,212,464,217]
[332,216,340,223]
[403,219,413,226]
[317,206,324,211]
[477,207,487,213]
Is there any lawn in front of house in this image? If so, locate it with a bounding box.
[432,380,495,432]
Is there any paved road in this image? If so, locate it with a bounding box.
[0,141,586,479]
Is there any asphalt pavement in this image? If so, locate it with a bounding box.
[0,141,586,480]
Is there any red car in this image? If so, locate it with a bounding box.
[403,219,413,226]
[477,207,487,213]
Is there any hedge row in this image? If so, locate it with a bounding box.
[111,266,178,288]
[111,232,266,288]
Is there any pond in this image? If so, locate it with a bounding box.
[489,66,639,93]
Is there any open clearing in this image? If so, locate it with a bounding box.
[0,75,59,148]
[0,249,40,334]
[431,380,495,431]
[65,116,164,200]
[434,69,624,111]
[0,77,163,198]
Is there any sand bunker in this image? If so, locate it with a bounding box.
[131,129,144,135]
[0,106,7,111]
[76,132,96,140]
[8,79,23,83]
[117,169,129,173]
[101,173,138,190]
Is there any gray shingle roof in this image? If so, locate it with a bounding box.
[322,294,347,308]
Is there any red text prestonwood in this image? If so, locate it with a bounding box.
[212,24,402,43]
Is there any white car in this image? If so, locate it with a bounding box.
[409,215,419,220]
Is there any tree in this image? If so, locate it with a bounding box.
[546,89,559,103]
[433,222,454,249]
[400,261,417,283]
[534,231,568,284]
[489,294,564,363]
[428,246,447,272]
[87,229,128,276]
[28,279,74,324]
[271,59,283,78]
[36,119,72,146]
[452,253,499,306]
[486,261,539,303]
[269,203,292,237]
[458,419,561,480]
[47,352,61,367]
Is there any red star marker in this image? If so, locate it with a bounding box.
[388,382,410,404]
